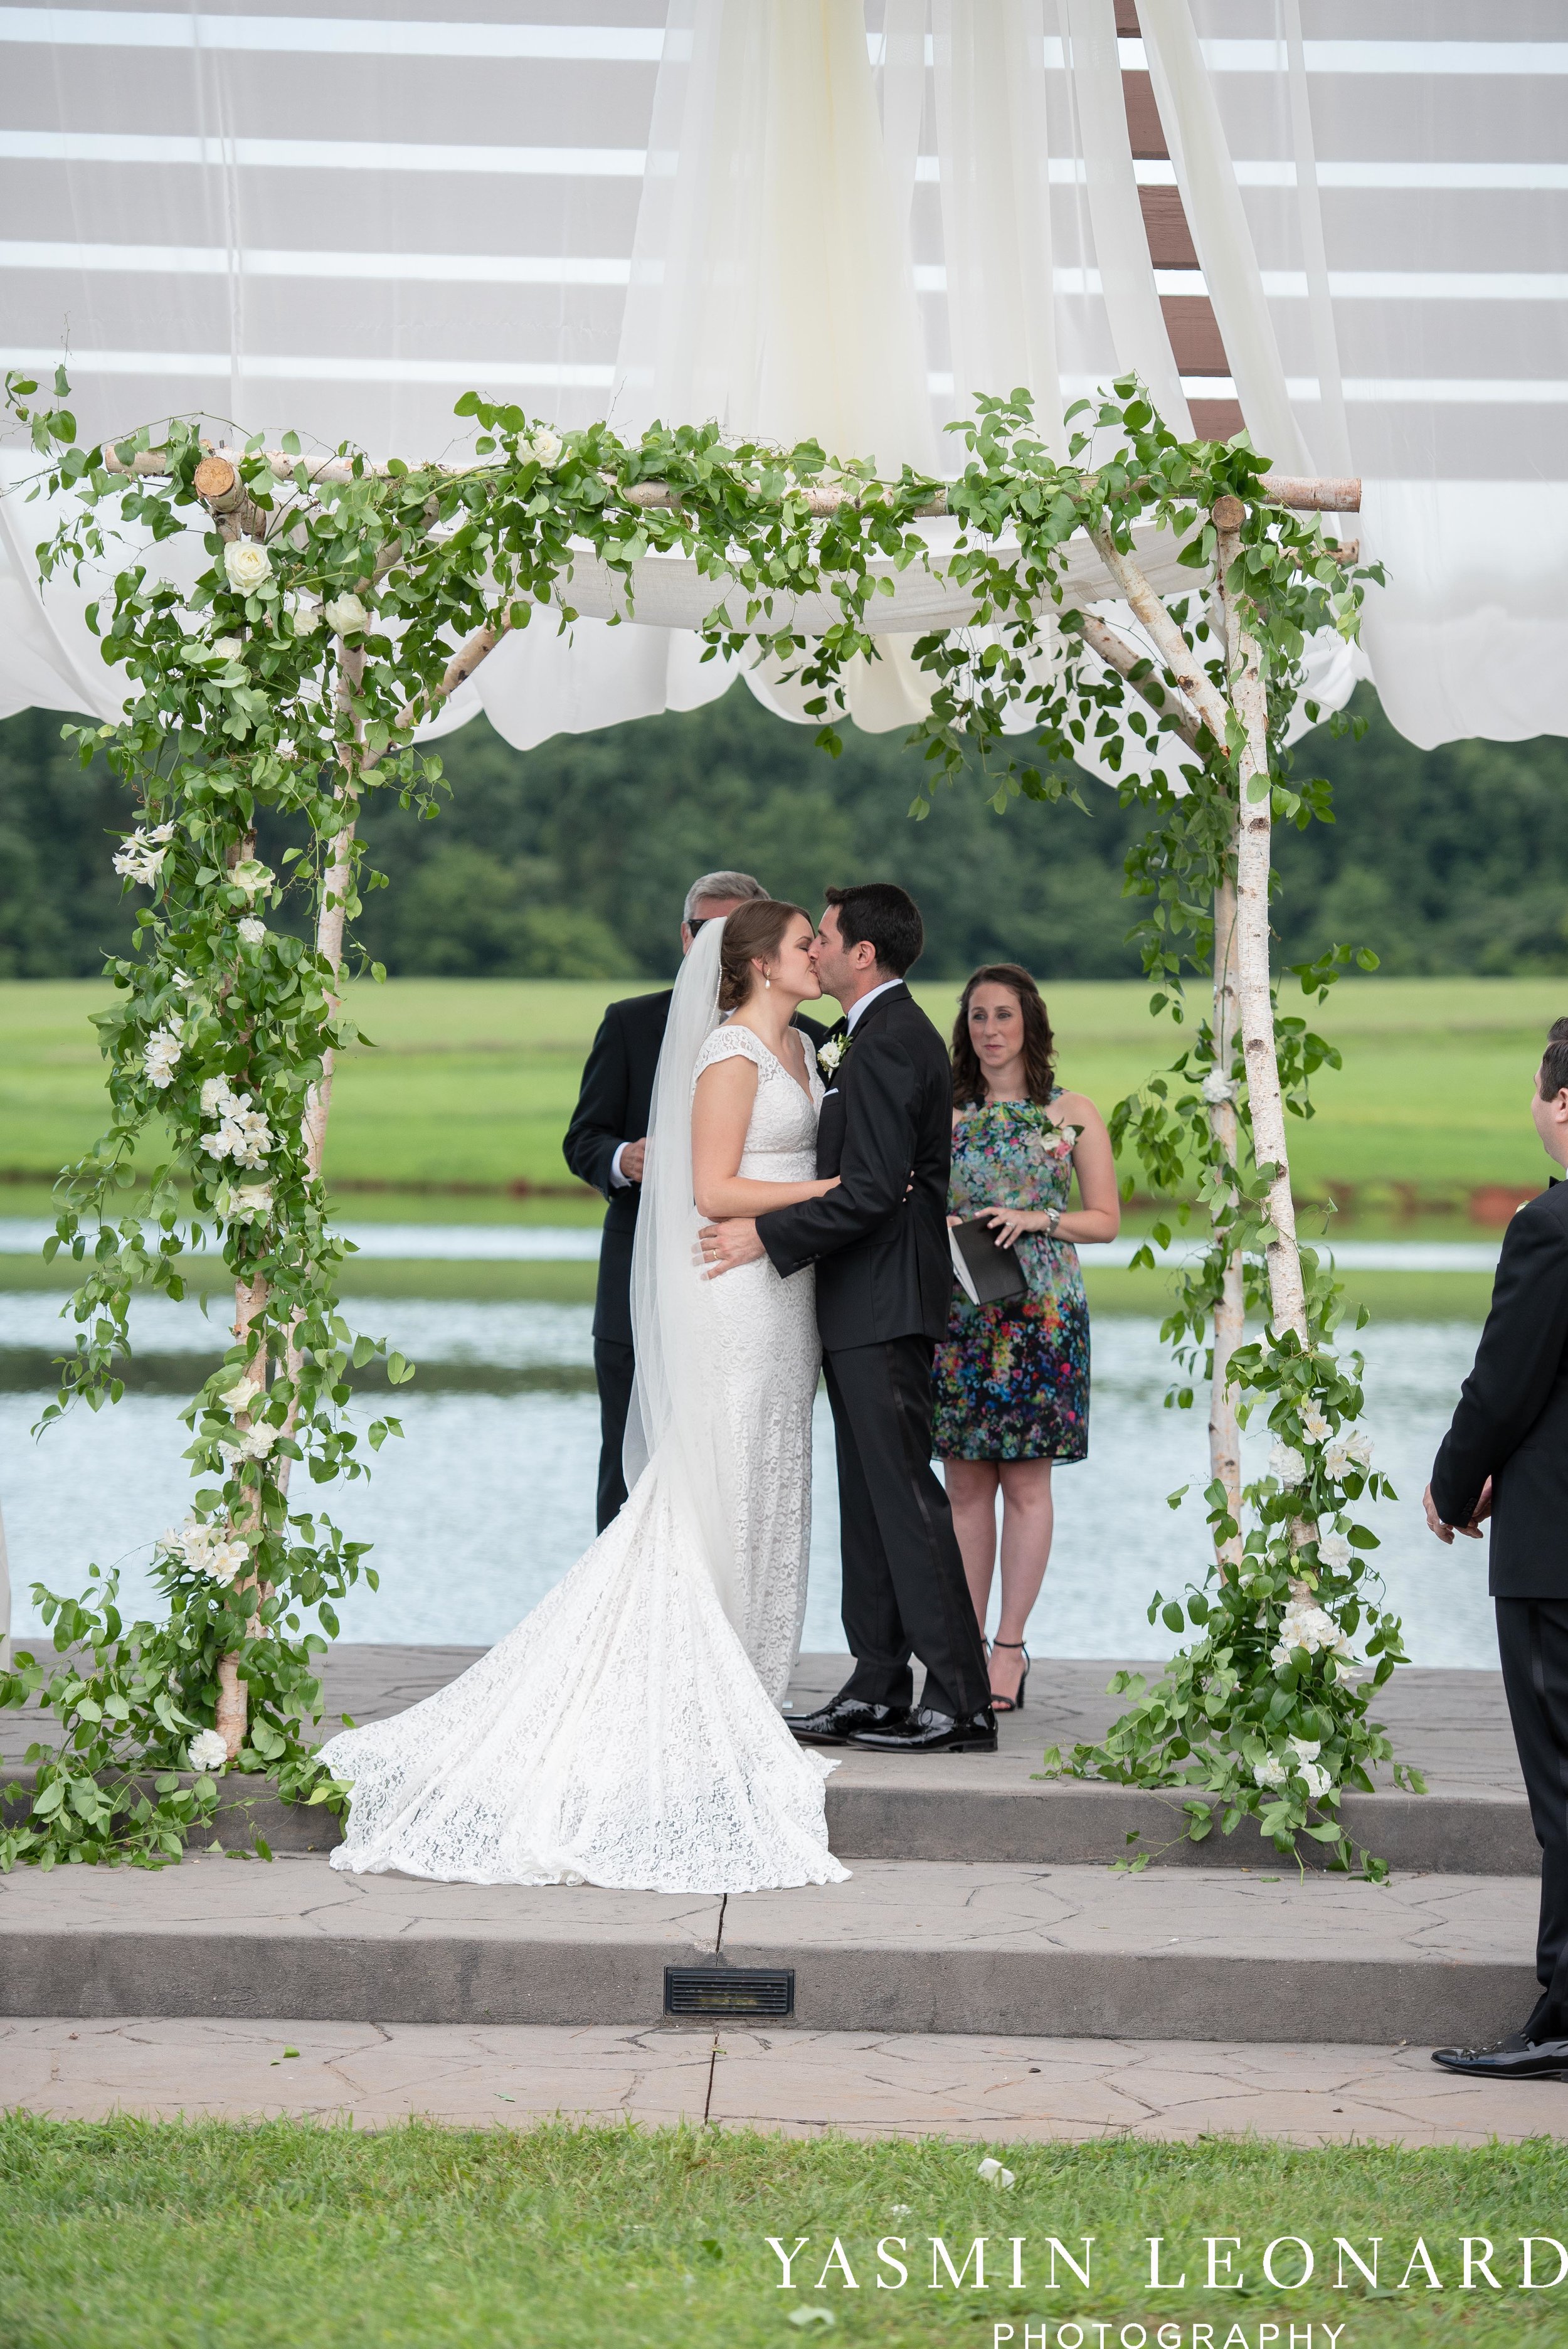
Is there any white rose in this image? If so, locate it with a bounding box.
[1269,1442,1306,1489]
[220,1421,277,1466]
[1288,1736,1321,1763]
[1253,1755,1288,1788]
[323,591,369,635]
[230,1107,273,1168]
[237,917,267,945]
[204,1537,249,1587]
[188,1728,230,1773]
[1271,1600,1355,1669]
[526,428,564,469]
[142,1023,184,1089]
[1200,1070,1236,1105]
[1300,1761,1332,1801]
[223,539,271,593]
[228,1182,273,1223]
[220,1376,263,1417]
[112,825,174,886]
[210,636,243,661]
[161,1518,206,1569]
[229,859,275,900]
[1316,1532,1353,1571]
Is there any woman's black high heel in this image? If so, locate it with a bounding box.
[988,1638,1030,1713]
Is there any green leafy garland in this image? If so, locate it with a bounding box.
[1036,494,1418,1877]
[0,368,1392,1870]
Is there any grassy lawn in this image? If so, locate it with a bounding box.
[4,973,1567,1206]
[3,2114,1567,2349]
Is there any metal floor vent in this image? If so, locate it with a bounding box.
[664,1965,795,2019]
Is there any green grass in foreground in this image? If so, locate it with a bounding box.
[4,974,1567,1196]
[2,2116,1566,2349]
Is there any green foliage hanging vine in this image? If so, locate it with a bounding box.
[0,364,1397,1873]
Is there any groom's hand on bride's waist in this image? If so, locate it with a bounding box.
[697,1218,765,1275]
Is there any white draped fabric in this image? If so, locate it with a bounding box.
[1,1,1562,751]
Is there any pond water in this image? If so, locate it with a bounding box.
[1,1291,1500,1669]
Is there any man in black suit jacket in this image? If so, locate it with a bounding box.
[1426,1015,1568,2079]
[699,883,995,1753]
[563,870,829,1531]
[563,871,768,1530]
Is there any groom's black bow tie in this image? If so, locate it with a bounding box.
[825,1017,849,1040]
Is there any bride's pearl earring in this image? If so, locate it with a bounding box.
[763,970,771,989]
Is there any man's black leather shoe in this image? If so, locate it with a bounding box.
[788,1698,910,1746]
[847,1705,998,1754]
[1432,2030,1568,2080]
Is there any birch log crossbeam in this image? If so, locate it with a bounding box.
[102,444,1362,517]
[191,455,269,542]
[1076,612,1204,749]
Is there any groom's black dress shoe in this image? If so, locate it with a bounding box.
[1431,2029,1568,2080]
[847,1706,998,1754]
[788,1698,911,1746]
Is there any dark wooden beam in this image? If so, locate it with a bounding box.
[1138,186,1199,270]
[1113,0,1244,440]
[1120,72,1168,160]
[1189,398,1246,438]
[1160,296,1228,375]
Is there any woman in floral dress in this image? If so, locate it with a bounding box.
[933,965,1120,1712]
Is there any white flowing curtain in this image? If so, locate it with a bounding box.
[0,0,1563,752]
[1159,0,1568,750]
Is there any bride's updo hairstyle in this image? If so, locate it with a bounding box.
[717,899,811,1013]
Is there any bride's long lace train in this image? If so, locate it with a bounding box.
[318,1463,847,1894]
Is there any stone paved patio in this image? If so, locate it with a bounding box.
[3,2016,1564,2145]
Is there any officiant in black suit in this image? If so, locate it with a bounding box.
[563,870,829,1531]
[699,883,995,1754]
[1425,1014,1568,2081]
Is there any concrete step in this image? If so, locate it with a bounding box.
[3,1764,1532,1877]
[0,1848,1537,2048]
[3,1652,1537,1877]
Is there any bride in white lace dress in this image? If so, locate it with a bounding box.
[319,903,847,1894]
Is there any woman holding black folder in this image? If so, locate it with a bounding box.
[933,966,1120,1712]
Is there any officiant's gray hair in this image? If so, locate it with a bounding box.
[683,870,768,921]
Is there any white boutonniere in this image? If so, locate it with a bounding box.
[817,1033,849,1076]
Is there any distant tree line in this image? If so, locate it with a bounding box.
[3,683,1565,982]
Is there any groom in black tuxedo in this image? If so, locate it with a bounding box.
[1425,1015,1568,2080]
[699,883,995,1754]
